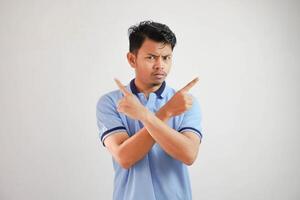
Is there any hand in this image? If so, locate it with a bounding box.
[114,78,148,120]
[161,77,199,117]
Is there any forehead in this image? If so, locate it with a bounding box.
[138,38,172,55]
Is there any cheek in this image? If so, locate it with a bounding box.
[137,61,154,72]
[165,63,172,73]
[135,64,152,76]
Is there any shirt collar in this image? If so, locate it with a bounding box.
[129,78,166,99]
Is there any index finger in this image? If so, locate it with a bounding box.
[179,77,199,93]
[114,78,130,95]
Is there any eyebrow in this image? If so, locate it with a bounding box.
[146,53,172,57]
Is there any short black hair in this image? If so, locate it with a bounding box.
[128,20,177,54]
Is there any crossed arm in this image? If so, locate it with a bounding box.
[104,78,201,169]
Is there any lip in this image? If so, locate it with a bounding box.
[153,74,165,79]
[153,73,165,77]
[153,72,166,76]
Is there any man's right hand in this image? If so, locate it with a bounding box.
[160,77,199,118]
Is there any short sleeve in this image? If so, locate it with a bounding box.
[96,95,128,147]
[177,95,203,141]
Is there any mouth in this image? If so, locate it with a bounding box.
[152,72,166,78]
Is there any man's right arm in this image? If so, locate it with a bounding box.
[104,108,169,169]
[102,77,199,169]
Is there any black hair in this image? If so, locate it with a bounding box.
[128,20,177,54]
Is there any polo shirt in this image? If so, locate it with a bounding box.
[96,78,203,200]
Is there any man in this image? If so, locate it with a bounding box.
[96,20,203,200]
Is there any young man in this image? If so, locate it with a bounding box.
[96,21,203,200]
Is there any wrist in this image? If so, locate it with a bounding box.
[139,107,153,122]
[157,106,172,121]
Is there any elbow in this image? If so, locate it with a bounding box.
[118,158,132,169]
[183,144,200,166]
[118,157,132,169]
[116,148,133,169]
[184,157,196,166]
[183,152,197,166]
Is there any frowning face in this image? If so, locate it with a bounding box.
[127,38,173,87]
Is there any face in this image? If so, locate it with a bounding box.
[127,38,173,87]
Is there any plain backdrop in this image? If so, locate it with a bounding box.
[0,0,299,199]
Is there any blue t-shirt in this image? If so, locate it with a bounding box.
[96,79,203,200]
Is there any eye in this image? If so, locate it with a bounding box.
[163,56,172,60]
[146,56,155,60]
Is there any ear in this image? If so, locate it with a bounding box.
[127,52,137,68]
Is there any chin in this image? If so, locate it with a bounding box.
[151,78,165,86]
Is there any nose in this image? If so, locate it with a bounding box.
[153,56,164,70]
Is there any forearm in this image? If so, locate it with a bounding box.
[140,110,197,165]
[117,110,170,168]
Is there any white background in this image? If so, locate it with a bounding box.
[0,0,299,199]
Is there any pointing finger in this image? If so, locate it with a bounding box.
[114,78,130,95]
[180,77,199,93]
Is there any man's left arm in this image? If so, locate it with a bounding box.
[114,78,202,165]
[140,106,201,165]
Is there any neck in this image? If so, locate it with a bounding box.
[134,78,162,98]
